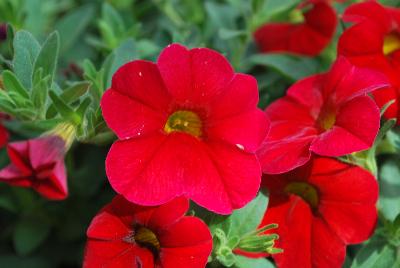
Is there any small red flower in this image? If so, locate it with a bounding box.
[259,157,378,268]
[338,1,400,122]
[0,136,68,200]
[253,0,337,56]
[257,57,388,174]
[101,43,269,214]
[83,196,212,268]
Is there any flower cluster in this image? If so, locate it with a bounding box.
[0,1,398,268]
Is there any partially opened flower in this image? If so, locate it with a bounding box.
[338,1,400,122]
[0,123,75,200]
[101,43,269,214]
[259,157,378,268]
[253,0,337,56]
[257,57,388,174]
[0,136,67,199]
[83,196,212,268]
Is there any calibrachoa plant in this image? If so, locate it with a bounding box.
[0,1,400,268]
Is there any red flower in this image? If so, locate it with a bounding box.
[0,136,68,200]
[253,0,337,56]
[83,196,212,268]
[257,57,388,174]
[101,43,269,214]
[259,157,378,268]
[338,1,400,122]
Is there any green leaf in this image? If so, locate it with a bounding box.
[48,91,81,125]
[102,3,125,34]
[33,32,60,87]
[235,255,275,268]
[55,4,94,53]
[1,70,30,99]
[229,191,269,237]
[46,81,91,118]
[30,68,50,118]
[351,240,397,268]
[12,30,41,89]
[13,221,50,256]
[248,54,321,81]
[379,159,400,221]
[0,255,51,268]
[105,38,137,87]
[61,82,91,103]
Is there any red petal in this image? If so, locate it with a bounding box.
[157,44,234,105]
[265,196,313,268]
[338,21,383,58]
[106,133,180,206]
[254,1,337,56]
[311,217,346,268]
[29,136,65,169]
[209,74,259,118]
[87,210,131,241]
[258,135,314,174]
[372,86,399,120]
[324,57,389,103]
[147,197,189,231]
[191,141,261,214]
[158,217,212,268]
[309,158,378,244]
[206,108,269,152]
[83,240,153,268]
[310,96,380,156]
[101,89,167,139]
[7,141,31,176]
[107,132,260,214]
[0,165,25,181]
[110,60,171,111]
[342,1,391,32]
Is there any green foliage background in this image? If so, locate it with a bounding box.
[0,0,400,267]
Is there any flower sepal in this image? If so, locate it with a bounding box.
[236,224,281,254]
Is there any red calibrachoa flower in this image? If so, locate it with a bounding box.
[101,43,269,214]
[258,157,378,268]
[257,57,388,174]
[0,135,68,200]
[253,0,337,56]
[338,1,400,122]
[83,196,212,268]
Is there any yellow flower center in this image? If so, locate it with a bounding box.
[317,110,336,131]
[134,226,160,251]
[164,110,202,137]
[383,33,400,56]
[285,182,319,209]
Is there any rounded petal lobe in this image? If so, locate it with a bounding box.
[101,89,167,139]
[111,60,171,111]
[159,217,212,268]
[157,44,234,105]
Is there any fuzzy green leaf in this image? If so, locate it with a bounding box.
[12,30,41,89]
[33,32,60,87]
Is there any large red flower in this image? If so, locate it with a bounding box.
[259,157,378,268]
[338,1,400,122]
[257,57,388,174]
[101,43,269,214]
[83,196,212,268]
[0,136,67,200]
[253,0,338,56]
